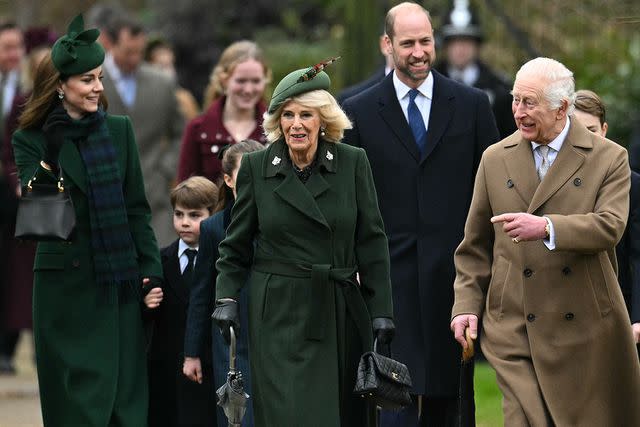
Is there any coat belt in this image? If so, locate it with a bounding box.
[252,257,372,349]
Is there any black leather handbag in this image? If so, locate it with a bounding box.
[353,339,412,410]
[14,170,76,241]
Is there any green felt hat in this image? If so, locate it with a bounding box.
[51,14,105,76]
[268,60,338,113]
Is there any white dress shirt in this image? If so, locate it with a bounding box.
[178,239,198,274]
[393,71,434,133]
[530,117,572,250]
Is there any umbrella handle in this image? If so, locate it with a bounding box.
[462,327,475,362]
[229,325,237,372]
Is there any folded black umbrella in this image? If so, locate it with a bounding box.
[456,328,476,427]
[216,326,250,427]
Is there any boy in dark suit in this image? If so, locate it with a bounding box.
[144,176,218,427]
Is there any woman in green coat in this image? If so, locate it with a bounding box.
[11,15,161,426]
[212,63,395,426]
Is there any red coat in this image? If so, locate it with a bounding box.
[177,97,267,183]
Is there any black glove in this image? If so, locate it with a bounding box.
[372,317,395,346]
[41,106,70,167]
[212,300,240,344]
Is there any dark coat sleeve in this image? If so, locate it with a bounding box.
[215,155,258,300]
[184,217,217,357]
[353,148,393,318]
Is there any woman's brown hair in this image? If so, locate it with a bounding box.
[215,139,265,212]
[18,52,108,130]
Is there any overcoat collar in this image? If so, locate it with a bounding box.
[502,119,592,213]
[263,138,335,229]
[377,70,455,164]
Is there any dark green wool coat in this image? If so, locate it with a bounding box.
[216,138,393,427]
[12,115,162,427]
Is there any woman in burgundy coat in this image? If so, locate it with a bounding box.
[177,41,270,183]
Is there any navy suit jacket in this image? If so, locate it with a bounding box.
[616,170,640,323]
[147,240,215,427]
[342,70,500,395]
[337,66,387,106]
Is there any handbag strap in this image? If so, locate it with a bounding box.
[373,338,393,358]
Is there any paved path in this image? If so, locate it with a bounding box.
[0,332,42,427]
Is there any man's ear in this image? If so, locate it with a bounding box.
[557,99,569,119]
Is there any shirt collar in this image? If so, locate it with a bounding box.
[178,239,198,257]
[531,117,571,152]
[392,70,434,101]
[104,54,133,80]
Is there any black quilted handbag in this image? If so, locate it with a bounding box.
[353,339,412,410]
[15,171,76,241]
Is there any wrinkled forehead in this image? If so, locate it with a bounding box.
[512,74,549,100]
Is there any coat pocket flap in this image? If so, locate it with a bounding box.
[33,252,65,271]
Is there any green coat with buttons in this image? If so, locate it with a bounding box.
[12,114,162,427]
[216,138,393,427]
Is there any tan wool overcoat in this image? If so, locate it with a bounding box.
[452,118,640,426]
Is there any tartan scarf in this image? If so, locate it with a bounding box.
[50,105,139,295]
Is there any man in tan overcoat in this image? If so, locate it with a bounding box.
[451,57,640,426]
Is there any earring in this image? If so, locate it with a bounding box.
[320,126,326,137]
[57,91,64,100]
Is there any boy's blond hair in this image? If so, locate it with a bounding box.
[170,176,218,213]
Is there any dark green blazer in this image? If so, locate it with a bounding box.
[12,114,162,427]
[216,138,392,426]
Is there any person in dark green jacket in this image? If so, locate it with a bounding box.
[11,15,161,426]
[212,63,395,426]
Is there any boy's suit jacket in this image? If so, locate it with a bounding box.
[147,239,215,427]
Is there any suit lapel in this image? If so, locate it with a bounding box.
[377,75,421,162]
[163,242,189,304]
[503,137,538,206]
[528,121,589,214]
[422,71,455,162]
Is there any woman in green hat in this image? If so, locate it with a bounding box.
[12,14,161,426]
[212,62,395,426]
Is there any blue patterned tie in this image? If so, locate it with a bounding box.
[408,89,426,155]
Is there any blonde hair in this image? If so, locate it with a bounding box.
[202,40,271,109]
[262,89,352,144]
[170,176,218,214]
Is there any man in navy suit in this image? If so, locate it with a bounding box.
[342,2,500,425]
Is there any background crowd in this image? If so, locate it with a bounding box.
[1,1,640,427]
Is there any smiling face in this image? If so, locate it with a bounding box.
[60,66,104,119]
[385,8,435,88]
[224,59,267,111]
[172,204,211,246]
[511,75,567,144]
[280,101,321,156]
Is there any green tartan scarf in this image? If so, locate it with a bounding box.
[47,105,139,296]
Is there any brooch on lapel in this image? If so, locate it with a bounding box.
[326,151,333,161]
[272,156,281,166]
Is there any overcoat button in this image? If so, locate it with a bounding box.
[573,178,582,186]
[562,266,571,275]
[200,132,207,139]
[565,313,574,320]
[523,268,533,277]
[527,313,536,322]
[506,179,514,188]
[211,145,219,153]
[72,259,80,268]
